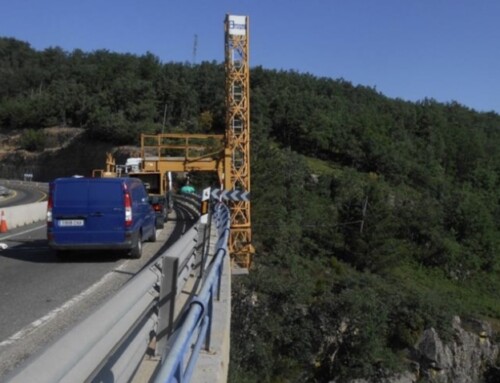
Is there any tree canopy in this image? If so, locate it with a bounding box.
[1,37,500,382]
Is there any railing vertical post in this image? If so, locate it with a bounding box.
[216,251,223,301]
[156,255,179,357]
[204,291,214,351]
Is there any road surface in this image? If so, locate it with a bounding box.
[0,203,196,380]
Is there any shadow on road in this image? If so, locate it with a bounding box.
[0,239,122,264]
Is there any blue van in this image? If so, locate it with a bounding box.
[47,177,157,259]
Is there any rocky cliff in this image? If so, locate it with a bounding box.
[412,316,499,383]
[348,316,498,383]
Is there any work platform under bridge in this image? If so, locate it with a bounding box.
[138,133,226,180]
[99,132,253,269]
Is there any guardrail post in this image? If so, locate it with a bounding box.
[194,223,205,279]
[194,203,213,279]
[156,255,178,357]
[216,250,224,301]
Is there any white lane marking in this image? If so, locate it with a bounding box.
[0,224,46,241]
[0,260,130,348]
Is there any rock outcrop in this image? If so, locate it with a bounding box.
[346,316,498,383]
[412,316,498,383]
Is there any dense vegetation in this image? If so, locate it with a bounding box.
[1,37,500,381]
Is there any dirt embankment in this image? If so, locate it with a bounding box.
[0,128,138,182]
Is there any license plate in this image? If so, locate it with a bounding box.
[58,219,84,227]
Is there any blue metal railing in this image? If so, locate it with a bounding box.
[154,202,230,383]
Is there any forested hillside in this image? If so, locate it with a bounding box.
[1,37,499,382]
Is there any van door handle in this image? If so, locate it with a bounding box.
[90,212,104,217]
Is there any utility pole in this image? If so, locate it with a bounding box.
[162,104,167,134]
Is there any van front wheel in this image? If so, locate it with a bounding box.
[130,236,142,259]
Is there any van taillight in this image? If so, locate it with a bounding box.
[124,185,132,227]
[47,183,54,227]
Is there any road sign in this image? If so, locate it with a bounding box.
[200,187,211,224]
[211,188,250,201]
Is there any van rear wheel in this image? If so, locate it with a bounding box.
[130,237,142,259]
[149,227,157,242]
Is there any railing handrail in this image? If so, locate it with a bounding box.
[154,203,231,383]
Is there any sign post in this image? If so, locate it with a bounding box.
[198,187,212,276]
[200,187,211,224]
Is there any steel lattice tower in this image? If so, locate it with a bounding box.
[224,15,254,268]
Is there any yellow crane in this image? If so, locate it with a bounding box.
[94,15,254,269]
[223,15,254,269]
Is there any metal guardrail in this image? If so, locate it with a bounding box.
[154,202,230,383]
[6,196,230,383]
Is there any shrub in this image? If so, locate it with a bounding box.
[19,129,46,151]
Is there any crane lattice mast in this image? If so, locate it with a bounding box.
[224,15,254,268]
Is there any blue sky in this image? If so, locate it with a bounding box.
[1,0,499,113]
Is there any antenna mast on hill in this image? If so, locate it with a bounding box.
[192,34,198,64]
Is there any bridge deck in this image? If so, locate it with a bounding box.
[132,214,230,382]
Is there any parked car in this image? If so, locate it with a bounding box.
[47,177,157,259]
[148,194,168,229]
[128,172,170,229]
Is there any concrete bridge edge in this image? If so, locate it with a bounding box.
[191,252,232,383]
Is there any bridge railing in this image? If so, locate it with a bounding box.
[154,202,230,383]
[6,197,230,383]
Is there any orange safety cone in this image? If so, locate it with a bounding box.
[0,211,8,233]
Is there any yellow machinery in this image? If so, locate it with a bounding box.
[93,15,254,269]
[223,15,254,268]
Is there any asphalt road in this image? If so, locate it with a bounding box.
[0,202,197,380]
[0,181,48,208]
